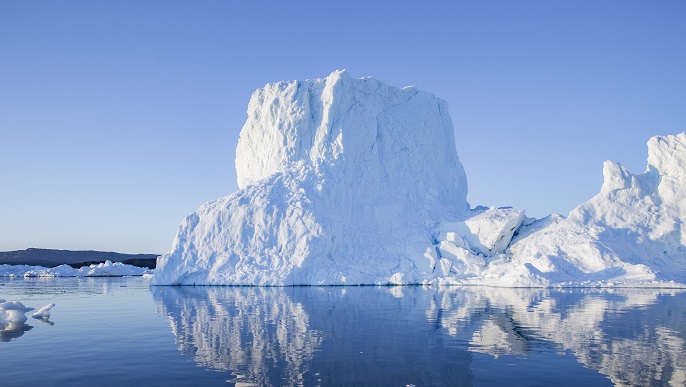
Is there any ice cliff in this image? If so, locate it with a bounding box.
[154,70,468,285]
[153,71,686,287]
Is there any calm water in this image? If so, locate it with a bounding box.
[1,277,684,386]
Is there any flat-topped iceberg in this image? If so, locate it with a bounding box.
[154,70,468,285]
[153,71,686,287]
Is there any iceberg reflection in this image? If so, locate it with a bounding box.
[153,286,686,386]
[433,287,686,386]
[0,321,33,342]
[152,287,321,386]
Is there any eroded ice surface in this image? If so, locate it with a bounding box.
[153,71,686,287]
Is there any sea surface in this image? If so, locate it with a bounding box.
[1,277,684,386]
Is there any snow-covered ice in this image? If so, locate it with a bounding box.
[497,133,686,287]
[0,260,153,278]
[0,300,34,324]
[154,70,468,285]
[152,71,686,287]
[1,299,55,341]
[31,303,55,320]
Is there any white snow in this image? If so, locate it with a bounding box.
[152,71,686,287]
[0,261,153,278]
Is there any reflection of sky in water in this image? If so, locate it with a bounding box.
[1,277,685,386]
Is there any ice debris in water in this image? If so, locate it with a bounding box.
[31,304,55,320]
[0,300,54,323]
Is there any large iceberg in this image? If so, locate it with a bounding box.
[154,70,468,285]
[153,71,686,287]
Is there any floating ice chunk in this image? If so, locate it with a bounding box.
[31,303,55,319]
[0,301,34,324]
[0,300,54,341]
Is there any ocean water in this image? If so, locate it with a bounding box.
[1,277,684,386]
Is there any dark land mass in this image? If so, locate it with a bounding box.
[0,248,159,269]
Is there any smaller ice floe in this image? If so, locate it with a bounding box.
[0,300,34,324]
[0,261,153,278]
[31,303,55,320]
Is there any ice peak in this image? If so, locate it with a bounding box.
[601,160,634,193]
[647,132,686,179]
[326,68,350,80]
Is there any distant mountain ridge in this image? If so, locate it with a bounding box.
[0,248,159,269]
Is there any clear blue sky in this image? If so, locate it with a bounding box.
[1,1,684,254]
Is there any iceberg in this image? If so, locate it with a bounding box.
[0,261,153,278]
[500,133,686,287]
[153,71,686,287]
[154,70,468,285]
[31,303,55,320]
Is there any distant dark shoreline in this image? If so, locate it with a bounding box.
[0,248,159,269]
